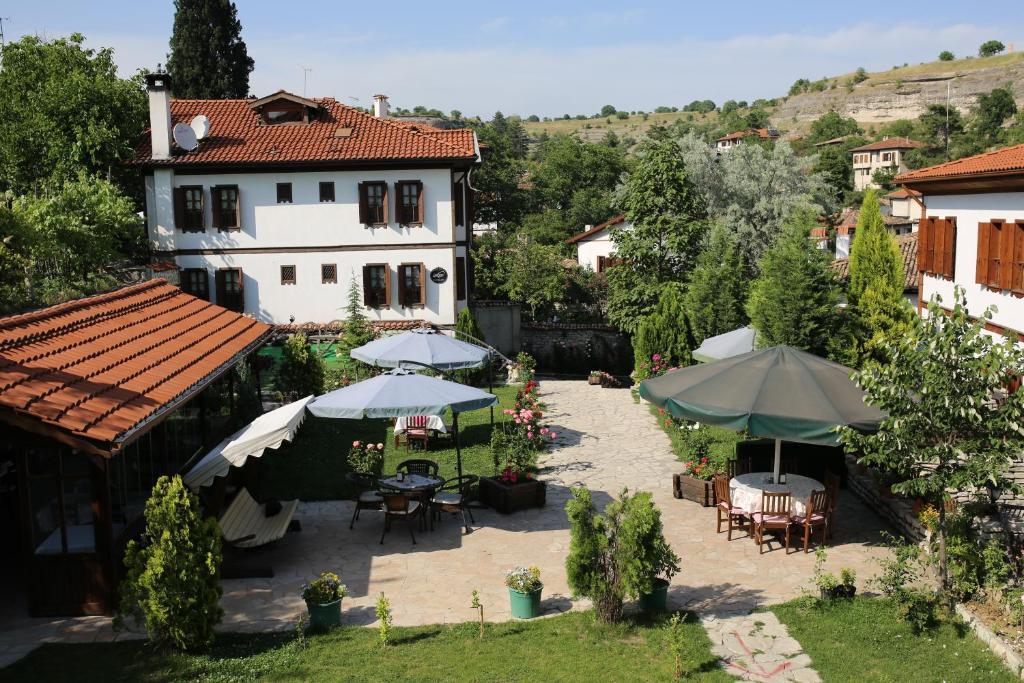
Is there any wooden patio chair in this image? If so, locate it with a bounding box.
[380,492,420,545]
[728,455,753,478]
[752,491,792,554]
[713,474,748,540]
[346,472,383,530]
[403,415,431,451]
[794,489,829,553]
[431,474,479,533]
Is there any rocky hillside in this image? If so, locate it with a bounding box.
[774,53,1024,130]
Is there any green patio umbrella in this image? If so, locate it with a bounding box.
[639,346,885,481]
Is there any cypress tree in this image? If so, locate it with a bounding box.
[454,308,487,385]
[747,209,839,357]
[684,223,748,346]
[633,284,693,368]
[167,0,255,98]
[847,190,904,306]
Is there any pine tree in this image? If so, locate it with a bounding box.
[684,223,748,346]
[847,191,912,364]
[633,284,693,368]
[454,308,487,385]
[167,0,255,98]
[747,209,839,357]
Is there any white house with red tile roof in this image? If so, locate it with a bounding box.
[850,137,925,191]
[714,128,779,152]
[566,214,629,272]
[896,142,1024,337]
[132,74,480,326]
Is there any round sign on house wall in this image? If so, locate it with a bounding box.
[430,267,448,284]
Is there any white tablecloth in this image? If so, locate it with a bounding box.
[394,415,447,434]
[729,473,824,517]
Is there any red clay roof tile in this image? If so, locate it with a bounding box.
[130,95,478,167]
[565,214,626,244]
[849,137,925,152]
[895,142,1024,183]
[0,280,271,451]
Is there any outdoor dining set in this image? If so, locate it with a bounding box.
[346,457,477,545]
[713,458,840,554]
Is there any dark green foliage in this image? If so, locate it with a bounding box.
[807,111,862,144]
[233,360,262,425]
[978,40,1006,57]
[600,104,617,117]
[167,0,254,98]
[684,223,748,346]
[973,86,1017,145]
[338,276,374,365]
[747,210,840,357]
[939,50,955,61]
[0,34,146,195]
[633,284,693,368]
[852,67,868,84]
[454,308,487,385]
[276,333,326,399]
[116,475,223,651]
[471,118,530,228]
[565,487,679,623]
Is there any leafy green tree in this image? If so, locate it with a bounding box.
[839,289,1024,594]
[472,120,530,229]
[808,111,862,144]
[978,40,1005,57]
[494,236,567,319]
[972,86,1017,146]
[600,104,618,117]
[871,166,899,192]
[633,284,693,368]
[117,475,223,651]
[852,67,869,84]
[0,34,146,194]
[276,332,325,399]
[167,0,255,98]
[939,50,955,61]
[606,137,707,331]
[747,209,840,356]
[684,223,748,346]
[565,487,679,623]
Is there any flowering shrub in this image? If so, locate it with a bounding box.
[347,440,385,476]
[505,565,543,592]
[633,353,672,382]
[516,351,537,383]
[492,380,557,477]
[302,571,348,604]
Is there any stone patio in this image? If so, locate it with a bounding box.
[0,378,894,667]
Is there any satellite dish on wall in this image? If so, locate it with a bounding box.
[173,123,199,151]
[190,114,210,140]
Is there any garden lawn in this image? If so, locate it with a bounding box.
[771,597,1016,682]
[0,611,729,683]
[256,384,519,501]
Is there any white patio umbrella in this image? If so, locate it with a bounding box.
[692,326,757,363]
[308,368,498,480]
[183,395,314,490]
[351,328,490,370]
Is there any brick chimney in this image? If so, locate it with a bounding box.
[372,94,390,119]
[145,72,173,160]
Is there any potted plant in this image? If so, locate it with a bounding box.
[347,440,385,476]
[588,370,602,385]
[302,571,348,628]
[482,383,554,513]
[506,566,543,619]
[670,424,722,506]
[634,495,681,613]
[812,549,856,601]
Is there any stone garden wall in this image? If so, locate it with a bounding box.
[521,323,633,375]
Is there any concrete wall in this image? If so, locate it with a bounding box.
[920,192,1024,334]
[472,302,521,357]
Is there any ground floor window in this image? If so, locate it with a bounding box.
[398,263,425,307]
[362,263,390,308]
[215,268,244,312]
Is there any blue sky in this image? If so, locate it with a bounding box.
[6,1,1024,117]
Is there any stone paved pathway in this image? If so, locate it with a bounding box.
[0,379,892,671]
[702,612,821,682]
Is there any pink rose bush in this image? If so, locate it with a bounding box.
[492,380,558,479]
[347,439,384,476]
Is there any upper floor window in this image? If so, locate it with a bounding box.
[321,263,337,284]
[976,219,1024,293]
[212,185,240,230]
[280,265,296,285]
[180,268,209,300]
[319,181,335,203]
[453,179,465,227]
[396,180,424,225]
[919,216,957,280]
[397,263,425,307]
[172,186,205,232]
[215,268,244,312]
[362,264,390,307]
[358,181,388,225]
[276,183,293,204]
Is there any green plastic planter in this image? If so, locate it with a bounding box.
[508,587,543,619]
[306,598,342,628]
[639,578,670,613]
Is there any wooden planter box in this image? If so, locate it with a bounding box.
[672,473,715,507]
[588,375,601,385]
[479,476,546,514]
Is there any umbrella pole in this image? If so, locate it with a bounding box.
[488,359,494,428]
[773,438,782,483]
[453,412,463,481]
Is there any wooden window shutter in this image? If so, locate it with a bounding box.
[997,220,1015,290]
[383,264,392,306]
[173,187,186,230]
[933,218,947,276]
[382,183,390,224]
[1013,222,1024,294]
[456,257,466,300]
[977,222,992,286]
[362,265,372,306]
[233,187,241,228]
[209,187,222,229]
[417,262,426,305]
[943,218,957,279]
[215,269,226,305]
[466,186,474,226]
[416,181,425,224]
[918,217,934,274]
[358,183,369,224]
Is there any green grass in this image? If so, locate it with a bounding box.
[772,597,1016,682]
[0,611,729,683]
[256,384,519,501]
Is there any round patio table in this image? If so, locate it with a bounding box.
[379,473,443,492]
[729,472,823,518]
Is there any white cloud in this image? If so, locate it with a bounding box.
[95,20,1017,117]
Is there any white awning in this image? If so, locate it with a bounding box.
[183,396,313,490]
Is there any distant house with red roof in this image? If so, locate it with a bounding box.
[895,142,1024,337]
[131,74,481,326]
[850,137,925,191]
[714,128,780,152]
[566,214,628,272]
